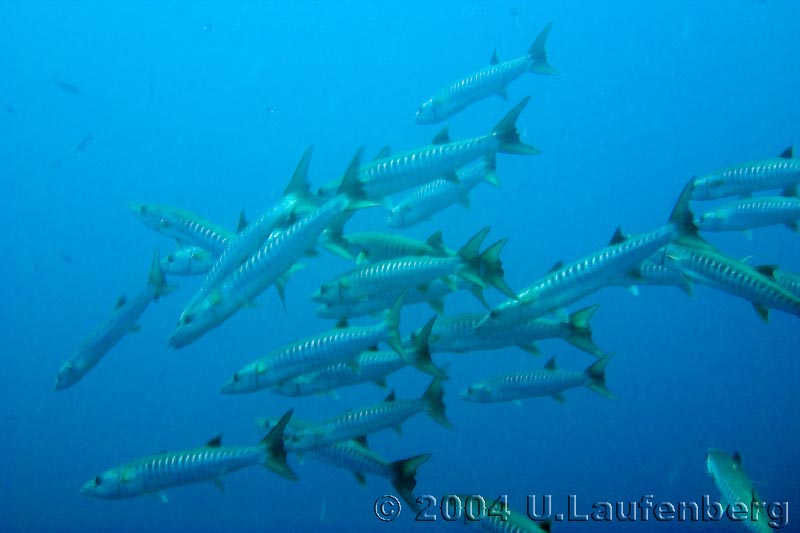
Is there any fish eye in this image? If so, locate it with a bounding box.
[94,476,103,485]
[490,310,499,318]
[183,314,194,325]
[232,373,240,383]
[319,286,327,294]
[139,205,147,214]
[166,255,174,263]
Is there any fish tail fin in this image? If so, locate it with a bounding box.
[565,305,604,357]
[479,238,517,299]
[148,248,177,300]
[492,96,540,155]
[482,153,500,187]
[410,317,447,378]
[390,454,432,511]
[385,293,406,358]
[529,22,558,75]
[669,179,699,238]
[338,147,376,211]
[678,275,694,297]
[320,214,355,261]
[260,409,297,481]
[456,227,491,288]
[584,354,615,400]
[422,378,452,429]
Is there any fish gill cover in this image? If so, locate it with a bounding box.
[1,2,798,533]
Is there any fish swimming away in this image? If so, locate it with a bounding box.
[81,410,297,501]
[461,355,614,404]
[169,156,368,349]
[54,79,82,95]
[255,418,429,510]
[221,297,404,394]
[272,317,444,397]
[387,155,499,228]
[130,203,234,256]
[284,378,451,451]
[705,449,774,533]
[55,250,175,390]
[73,133,94,153]
[415,22,556,124]
[478,180,697,328]
[692,146,800,201]
[314,227,513,305]
[767,266,800,298]
[654,237,800,321]
[697,187,800,233]
[160,246,216,276]
[429,305,603,357]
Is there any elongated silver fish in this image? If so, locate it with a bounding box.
[767,266,800,298]
[160,246,216,276]
[692,146,800,201]
[314,227,512,305]
[286,379,450,451]
[654,237,800,321]
[255,419,430,510]
[129,203,234,256]
[461,355,613,403]
[479,182,697,328]
[430,305,603,357]
[169,154,366,349]
[706,449,775,533]
[55,250,175,390]
[698,189,800,233]
[181,147,314,315]
[387,156,499,228]
[272,318,444,397]
[221,298,404,394]
[609,243,693,296]
[360,97,538,199]
[81,410,296,500]
[415,23,556,124]
[322,225,450,263]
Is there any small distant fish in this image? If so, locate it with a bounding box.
[74,133,94,153]
[1,103,15,115]
[54,79,83,96]
[55,250,74,265]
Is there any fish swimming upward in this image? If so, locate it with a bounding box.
[415,23,556,124]
[706,449,774,533]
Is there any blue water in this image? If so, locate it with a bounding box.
[2,2,799,532]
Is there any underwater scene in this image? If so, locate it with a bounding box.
[2,1,799,532]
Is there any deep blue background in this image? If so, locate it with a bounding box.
[2,2,798,532]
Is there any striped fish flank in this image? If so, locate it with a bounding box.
[698,193,800,233]
[129,203,233,256]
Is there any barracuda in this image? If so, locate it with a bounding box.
[360,97,538,199]
[129,203,234,256]
[415,23,556,124]
[272,318,444,397]
[322,225,451,263]
[478,181,696,328]
[286,378,451,451]
[769,266,800,298]
[181,147,315,316]
[80,410,296,501]
[220,298,404,394]
[55,250,175,390]
[612,256,694,297]
[430,305,603,357]
[692,146,800,201]
[314,227,513,305]
[697,188,800,233]
[387,156,499,229]
[706,449,774,533]
[160,246,216,276]
[255,419,430,510]
[654,238,800,321]
[168,153,367,349]
[461,355,614,404]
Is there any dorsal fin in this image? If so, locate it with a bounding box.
[732,451,742,467]
[206,434,223,448]
[755,265,778,279]
[283,145,313,197]
[547,261,564,274]
[372,145,391,161]
[490,49,500,65]
[426,230,445,253]
[431,126,451,145]
[237,210,248,233]
[354,435,369,448]
[609,226,628,245]
[384,390,396,402]
[544,357,557,371]
[778,145,794,159]
[114,295,127,310]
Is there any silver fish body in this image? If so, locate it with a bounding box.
[129,203,233,255]
[692,149,800,201]
[160,246,216,276]
[698,195,800,232]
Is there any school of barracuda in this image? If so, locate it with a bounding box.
[57,22,798,531]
